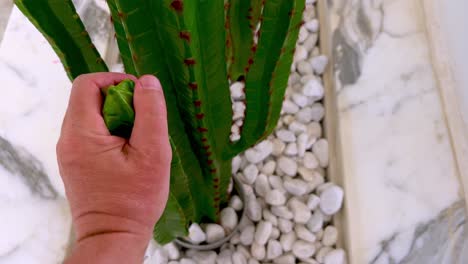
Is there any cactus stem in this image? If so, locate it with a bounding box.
[73,14,79,19]
[80,31,88,36]
[170,0,183,12]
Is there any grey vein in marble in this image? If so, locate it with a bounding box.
[371,201,467,264]
[0,137,57,199]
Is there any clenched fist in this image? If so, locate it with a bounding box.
[57,73,171,263]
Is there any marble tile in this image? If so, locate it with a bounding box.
[0,8,72,264]
[329,0,466,263]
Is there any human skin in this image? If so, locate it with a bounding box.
[56,73,171,263]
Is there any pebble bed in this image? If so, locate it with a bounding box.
[144,1,346,263]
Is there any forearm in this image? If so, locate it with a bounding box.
[65,232,149,264]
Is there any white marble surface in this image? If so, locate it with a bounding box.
[0,8,72,264]
[330,0,466,263]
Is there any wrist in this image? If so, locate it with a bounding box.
[65,232,149,264]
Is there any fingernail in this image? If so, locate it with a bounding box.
[139,75,162,90]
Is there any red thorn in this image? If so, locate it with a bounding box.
[118,12,125,19]
[206,151,212,156]
[247,15,253,20]
[198,127,208,133]
[248,7,253,12]
[132,54,138,62]
[201,137,207,142]
[224,3,230,10]
[179,31,191,42]
[213,177,219,182]
[251,45,257,53]
[184,58,196,66]
[110,16,113,23]
[210,168,217,173]
[207,160,213,165]
[248,58,254,65]
[214,197,221,201]
[196,113,204,119]
[170,0,183,11]
[194,100,202,107]
[189,82,198,90]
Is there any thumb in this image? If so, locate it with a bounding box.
[129,75,170,155]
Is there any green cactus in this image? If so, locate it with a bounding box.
[15,0,305,244]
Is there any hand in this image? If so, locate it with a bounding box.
[57,73,171,263]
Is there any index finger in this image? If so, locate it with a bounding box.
[63,72,137,134]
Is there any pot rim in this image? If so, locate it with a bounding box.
[174,176,247,250]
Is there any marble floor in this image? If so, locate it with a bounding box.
[1,0,467,263]
[328,0,468,263]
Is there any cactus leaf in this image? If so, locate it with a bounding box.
[227,0,253,81]
[229,0,297,154]
[153,191,189,244]
[14,0,108,80]
[102,79,135,139]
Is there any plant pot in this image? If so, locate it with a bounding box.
[174,177,247,250]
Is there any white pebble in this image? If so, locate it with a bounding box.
[289,198,312,223]
[248,260,259,264]
[310,55,328,75]
[251,242,266,260]
[151,248,168,264]
[267,240,283,259]
[319,185,344,215]
[282,100,299,114]
[292,93,309,108]
[307,194,320,210]
[240,225,255,246]
[237,245,251,259]
[233,102,246,120]
[180,258,197,264]
[217,250,233,264]
[280,232,297,252]
[271,206,294,220]
[297,60,313,75]
[309,103,325,122]
[278,218,293,233]
[272,139,286,156]
[315,247,333,263]
[205,224,226,243]
[322,226,338,247]
[302,79,324,101]
[246,198,262,222]
[324,249,346,264]
[297,133,308,157]
[312,139,329,167]
[306,211,324,233]
[230,232,240,245]
[220,207,238,232]
[284,179,309,196]
[284,143,298,156]
[278,157,298,176]
[276,130,296,142]
[304,33,318,52]
[230,82,245,100]
[307,122,322,139]
[163,242,180,260]
[292,240,316,259]
[270,227,280,240]
[255,174,271,197]
[261,161,276,175]
[188,223,206,244]
[289,121,307,134]
[303,152,319,169]
[229,195,244,211]
[254,221,273,245]
[305,19,319,33]
[265,190,287,206]
[245,141,274,164]
[296,107,314,123]
[295,225,316,243]
[232,252,248,264]
[294,45,308,62]
[263,209,278,226]
[269,175,285,191]
[232,156,242,174]
[298,27,308,43]
[241,164,259,185]
[273,254,295,264]
[192,251,217,264]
